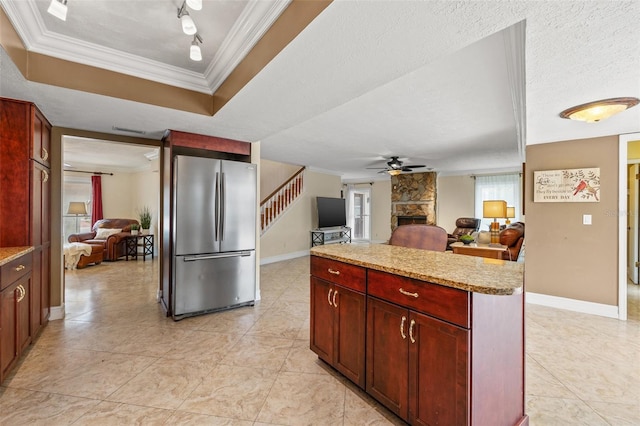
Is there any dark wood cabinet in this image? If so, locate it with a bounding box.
[311,253,526,426]
[310,257,366,388]
[0,252,33,383]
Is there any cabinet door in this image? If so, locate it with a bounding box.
[409,311,469,426]
[1,284,18,379]
[333,284,365,388]
[41,244,50,324]
[310,277,334,363]
[32,107,51,168]
[366,297,409,420]
[31,161,49,246]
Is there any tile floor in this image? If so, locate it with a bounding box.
[0,257,639,425]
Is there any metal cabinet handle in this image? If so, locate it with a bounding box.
[41,147,49,161]
[328,268,340,275]
[14,264,25,272]
[400,316,407,339]
[327,288,333,306]
[42,169,49,182]
[17,285,26,302]
[409,319,416,343]
[332,289,338,307]
[399,288,418,298]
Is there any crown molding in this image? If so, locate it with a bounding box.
[0,0,290,94]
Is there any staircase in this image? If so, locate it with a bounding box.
[260,167,305,234]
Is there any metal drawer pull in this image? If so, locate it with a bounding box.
[328,268,340,275]
[42,169,49,182]
[400,316,407,339]
[409,319,416,343]
[332,290,338,307]
[17,285,26,302]
[42,147,49,161]
[399,288,419,298]
[327,289,333,306]
[14,264,25,272]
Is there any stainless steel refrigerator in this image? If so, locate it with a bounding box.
[171,155,257,320]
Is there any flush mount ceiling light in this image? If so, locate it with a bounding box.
[190,34,203,61]
[186,0,202,11]
[177,1,197,35]
[559,97,639,123]
[47,0,68,21]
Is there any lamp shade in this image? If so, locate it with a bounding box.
[483,200,507,219]
[506,206,515,219]
[67,202,87,215]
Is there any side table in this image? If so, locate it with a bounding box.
[125,234,154,261]
[450,241,507,260]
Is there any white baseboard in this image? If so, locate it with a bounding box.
[526,292,619,319]
[260,250,309,265]
[50,304,65,320]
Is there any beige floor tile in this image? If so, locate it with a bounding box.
[587,400,640,425]
[220,334,294,371]
[343,385,405,426]
[106,358,211,409]
[525,356,578,399]
[168,410,254,425]
[255,371,346,425]
[526,396,609,426]
[72,400,173,425]
[179,365,278,420]
[161,329,242,368]
[281,339,330,375]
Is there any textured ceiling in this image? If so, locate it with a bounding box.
[1,1,639,180]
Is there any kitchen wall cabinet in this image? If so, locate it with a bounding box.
[310,257,366,388]
[0,98,51,338]
[0,252,33,383]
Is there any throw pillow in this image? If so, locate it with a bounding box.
[94,228,122,240]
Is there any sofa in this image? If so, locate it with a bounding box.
[68,218,140,261]
[499,221,525,261]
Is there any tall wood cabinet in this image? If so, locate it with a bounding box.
[0,97,52,341]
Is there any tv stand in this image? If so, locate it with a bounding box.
[311,227,351,247]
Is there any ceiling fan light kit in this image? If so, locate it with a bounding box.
[366,156,429,176]
[47,0,68,21]
[559,97,639,123]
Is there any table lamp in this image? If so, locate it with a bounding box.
[483,200,507,245]
[505,206,515,225]
[67,201,87,233]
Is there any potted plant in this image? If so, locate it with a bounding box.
[130,223,140,236]
[138,206,152,235]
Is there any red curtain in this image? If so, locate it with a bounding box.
[91,175,103,226]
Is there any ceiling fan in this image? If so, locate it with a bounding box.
[367,156,429,175]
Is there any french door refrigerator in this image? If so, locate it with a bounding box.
[172,155,257,320]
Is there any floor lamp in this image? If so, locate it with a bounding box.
[67,202,87,233]
[483,200,507,246]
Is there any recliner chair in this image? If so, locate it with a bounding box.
[446,217,481,250]
[389,224,448,251]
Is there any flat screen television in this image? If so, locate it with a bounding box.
[317,196,347,229]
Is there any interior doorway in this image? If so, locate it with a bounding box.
[347,185,371,241]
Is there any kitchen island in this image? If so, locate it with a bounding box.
[310,243,527,426]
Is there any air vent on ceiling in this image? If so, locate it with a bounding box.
[112,126,146,135]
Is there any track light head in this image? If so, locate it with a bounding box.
[186,0,202,11]
[177,1,197,35]
[47,0,68,21]
[190,34,203,61]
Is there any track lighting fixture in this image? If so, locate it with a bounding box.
[47,0,68,21]
[186,0,202,11]
[177,1,197,35]
[190,34,203,61]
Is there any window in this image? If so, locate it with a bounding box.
[346,185,371,240]
[474,173,521,231]
[63,175,92,241]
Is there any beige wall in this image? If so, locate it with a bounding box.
[260,170,341,260]
[526,136,618,306]
[260,159,301,202]
[436,175,476,233]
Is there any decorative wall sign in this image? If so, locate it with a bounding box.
[533,168,600,202]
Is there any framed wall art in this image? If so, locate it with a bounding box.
[533,168,600,203]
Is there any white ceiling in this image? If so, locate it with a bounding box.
[1,1,639,180]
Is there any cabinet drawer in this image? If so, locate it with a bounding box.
[1,254,33,291]
[368,269,469,328]
[310,256,366,293]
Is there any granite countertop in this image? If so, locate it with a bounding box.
[310,243,523,295]
[0,247,34,267]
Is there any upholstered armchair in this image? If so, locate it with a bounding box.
[446,217,481,250]
[499,221,525,261]
[68,218,140,261]
[389,224,448,251]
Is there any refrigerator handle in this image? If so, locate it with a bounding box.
[220,172,225,241]
[214,172,220,241]
[183,251,252,261]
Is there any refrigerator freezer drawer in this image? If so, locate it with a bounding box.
[173,251,256,319]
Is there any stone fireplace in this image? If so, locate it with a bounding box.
[391,172,437,231]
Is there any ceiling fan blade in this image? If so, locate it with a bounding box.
[403,164,426,168]
[366,167,388,170]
